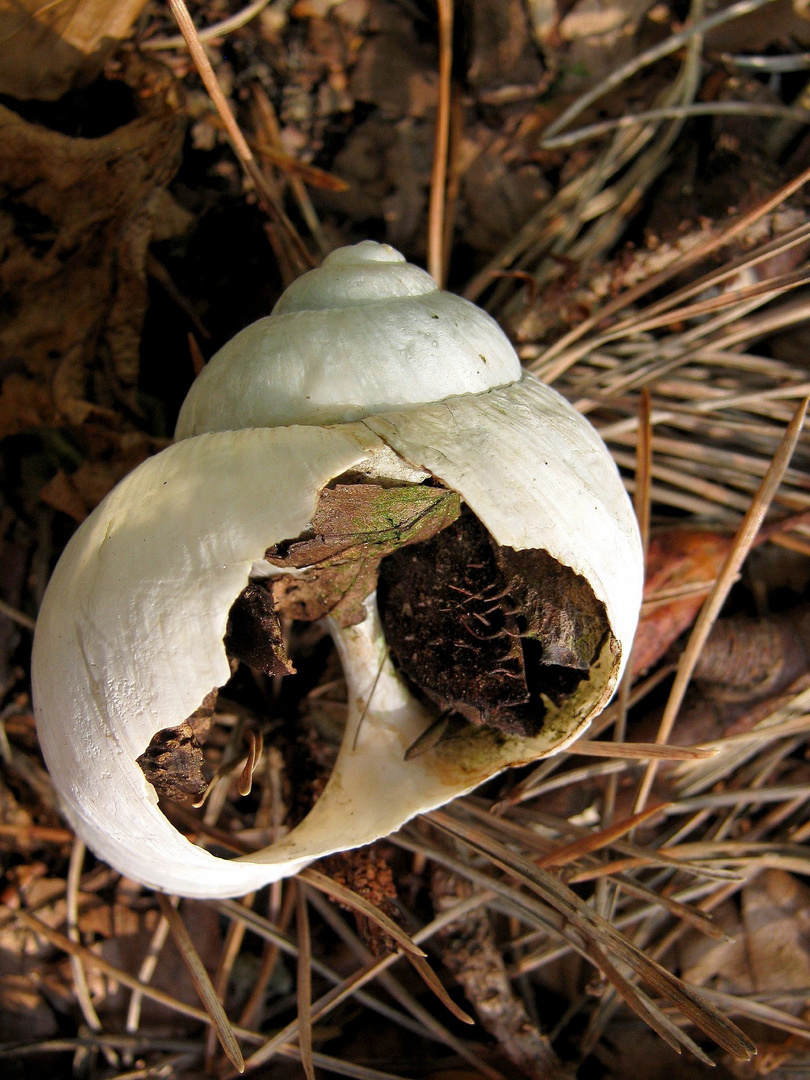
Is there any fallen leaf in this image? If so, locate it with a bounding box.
[632,529,733,678]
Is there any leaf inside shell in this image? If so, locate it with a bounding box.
[266,482,461,627]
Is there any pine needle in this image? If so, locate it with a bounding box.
[295,882,316,1080]
[156,894,245,1073]
[634,396,810,813]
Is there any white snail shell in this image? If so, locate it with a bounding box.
[32,242,643,898]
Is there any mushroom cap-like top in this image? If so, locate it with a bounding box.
[175,241,522,437]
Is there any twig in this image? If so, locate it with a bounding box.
[142,0,274,51]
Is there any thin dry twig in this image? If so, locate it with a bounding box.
[166,0,313,274]
[142,0,273,50]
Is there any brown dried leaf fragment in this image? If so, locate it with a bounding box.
[224,582,295,676]
[268,483,460,627]
[271,559,378,627]
[136,721,207,803]
[0,56,185,420]
[378,508,609,738]
[632,528,733,679]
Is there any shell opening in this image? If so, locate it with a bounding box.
[137,477,611,834]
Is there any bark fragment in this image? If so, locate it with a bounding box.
[136,723,207,803]
[431,868,569,1080]
[224,582,295,677]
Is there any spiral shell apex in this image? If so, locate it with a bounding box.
[175,241,522,436]
[32,241,644,898]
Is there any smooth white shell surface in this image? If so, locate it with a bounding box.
[175,242,521,435]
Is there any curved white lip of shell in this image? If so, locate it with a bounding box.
[32,376,642,898]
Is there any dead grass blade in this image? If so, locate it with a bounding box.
[156,894,245,1073]
[487,801,743,882]
[634,396,810,812]
[0,597,36,630]
[237,885,296,1030]
[542,101,810,149]
[299,868,426,958]
[584,942,716,1066]
[694,985,810,1041]
[703,713,810,747]
[126,900,172,1034]
[212,897,425,1035]
[605,875,730,941]
[674,684,810,797]
[405,953,474,1025]
[65,839,104,1034]
[571,741,715,760]
[540,0,779,142]
[238,892,507,1080]
[205,894,254,1067]
[533,805,669,869]
[534,161,810,381]
[305,889,506,1080]
[602,220,810,338]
